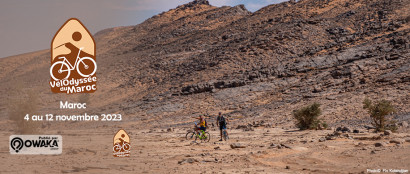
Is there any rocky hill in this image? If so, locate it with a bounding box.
[0,0,409,130]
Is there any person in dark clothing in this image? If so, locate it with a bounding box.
[216,112,229,141]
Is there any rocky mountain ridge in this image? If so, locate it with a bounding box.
[0,0,409,130]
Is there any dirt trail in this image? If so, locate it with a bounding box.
[1,124,409,173]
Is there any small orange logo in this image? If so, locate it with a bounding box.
[113,129,130,157]
[50,18,97,94]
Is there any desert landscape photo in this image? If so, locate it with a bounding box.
[0,0,409,173]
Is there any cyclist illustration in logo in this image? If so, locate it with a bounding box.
[50,18,97,93]
[50,32,96,80]
[113,129,131,157]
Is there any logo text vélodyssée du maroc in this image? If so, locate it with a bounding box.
[50,18,97,94]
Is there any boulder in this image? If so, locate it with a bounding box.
[341,127,351,133]
[384,130,392,135]
[374,142,387,147]
[319,137,326,142]
[336,127,351,133]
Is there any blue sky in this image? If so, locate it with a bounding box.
[0,0,286,58]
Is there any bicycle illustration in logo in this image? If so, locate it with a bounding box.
[113,133,131,157]
[50,47,97,81]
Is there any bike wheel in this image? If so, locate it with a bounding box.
[202,132,211,142]
[123,143,131,151]
[76,57,97,77]
[186,132,195,141]
[50,61,71,80]
[194,133,199,143]
[113,144,121,152]
[194,132,204,143]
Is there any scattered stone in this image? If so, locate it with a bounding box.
[325,132,339,140]
[384,130,392,135]
[285,166,290,169]
[269,143,278,148]
[178,158,198,165]
[214,146,220,150]
[333,131,342,136]
[354,142,364,146]
[371,150,376,154]
[405,138,410,143]
[326,96,337,100]
[364,125,376,130]
[313,86,322,93]
[236,125,247,129]
[167,128,174,132]
[280,143,292,149]
[244,127,254,131]
[230,143,246,149]
[326,136,336,140]
[353,129,360,133]
[374,142,387,147]
[336,126,351,133]
[399,121,408,128]
[319,137,326,142]
[341,127,351,133]
[202,158,217,163]
[200,153,210,156]
[389,139,404,144]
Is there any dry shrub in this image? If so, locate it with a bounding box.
[363,98,396,132]
[8,88,40,134]
[293,102,327,130]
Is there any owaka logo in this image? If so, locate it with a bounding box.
[9,135,62,155]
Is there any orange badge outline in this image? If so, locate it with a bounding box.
[51,18,96,62]
[50,18,97,94]
[113,129,131,157]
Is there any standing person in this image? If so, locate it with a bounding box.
[216,112,228,141]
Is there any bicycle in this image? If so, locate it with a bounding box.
[196,130,210,143]
[50,47,97,81]
[113,138,130,152]
[185,126,210,143]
